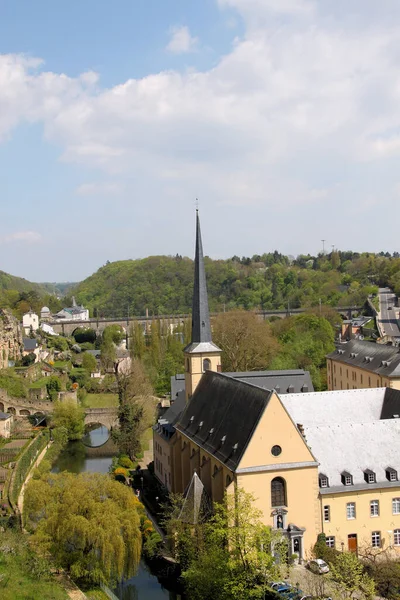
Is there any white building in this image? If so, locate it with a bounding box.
[53,298,89,322]
[40,306,51,320]
[22,311,39,335]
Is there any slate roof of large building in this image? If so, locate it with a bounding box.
[303,421,400,490]
[282,387,400,492]
[0,412,11,420]
[327,339,400,377]
[175,370,272,471]
[170,369,314,399]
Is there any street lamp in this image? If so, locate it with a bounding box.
[341,541,344,552]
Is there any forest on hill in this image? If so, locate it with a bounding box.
[73,250,400,317]
[1,250,400,319]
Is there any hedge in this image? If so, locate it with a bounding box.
[9,431,50,506]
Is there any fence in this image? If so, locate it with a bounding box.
[100,582,119,600]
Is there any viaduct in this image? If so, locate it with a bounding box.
[48,306,364,337]
[0,391,118,430]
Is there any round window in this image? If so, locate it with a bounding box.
[271,445,282,457]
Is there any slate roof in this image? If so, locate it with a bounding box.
[155,390,187,437]
[327,339,400,377]
[0,412,11,420]
[23,338,38,351]
[170,369,314,398]
[175,371,272,471]
[303,420,400,489]
[281,387,400,492]
[282,387,386,425]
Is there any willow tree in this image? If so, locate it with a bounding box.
[24,471,142,584]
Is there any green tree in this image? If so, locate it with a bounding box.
[100,336,116,372]
[82,352,97,373]
[164,488,281,600]
[24,471,142,585]
[112,359,153,460]
[330,551,375,599]
[51,401,85,441]
[131,322,146,359]
[73,328,97,344]
[46,376,61,401]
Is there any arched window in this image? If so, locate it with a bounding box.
[271,477,286,507]
[213,465,219,476]
[226,475,232,487]
[203,358,211,372]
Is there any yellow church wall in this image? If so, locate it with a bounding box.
[236,466,321,554]
[237,392,316,470]
[327,358,400,391]
[321,487,400,553]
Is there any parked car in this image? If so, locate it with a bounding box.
[307,558,330,574]
[270,582,288,590]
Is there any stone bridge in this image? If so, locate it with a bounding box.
[48,305,364,336]
[84,407,119,430]
[0,390,54,417]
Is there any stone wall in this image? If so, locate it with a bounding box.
[0,310,23,370]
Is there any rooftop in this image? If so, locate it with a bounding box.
[0,412,12,420]
[327,339,400,377]
[176,371,272,471]
[282,387,400,490]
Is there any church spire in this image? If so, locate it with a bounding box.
[184,210,221,401]
[191,210,212,344]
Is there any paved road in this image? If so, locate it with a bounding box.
[378,287,400,341]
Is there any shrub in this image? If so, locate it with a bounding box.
[118,456,134,469]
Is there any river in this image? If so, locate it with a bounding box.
[51,425,180,600]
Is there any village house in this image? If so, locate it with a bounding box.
[0,412,13,439]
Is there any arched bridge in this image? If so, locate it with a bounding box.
[84,408,119,430]
[47,305,364,336]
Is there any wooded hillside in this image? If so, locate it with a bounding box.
[73,251,400,317]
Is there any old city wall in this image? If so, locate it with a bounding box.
[0,309,23,370]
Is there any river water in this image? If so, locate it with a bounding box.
[51,425,180,600]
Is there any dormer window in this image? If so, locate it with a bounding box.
[364,469,376,484]
[341,471,353,486]
[319,474,329,488]
[301,384,309,392]
[287,385,294,393]
[386,467,398,482]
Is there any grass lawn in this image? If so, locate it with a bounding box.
[29,377,48,389]
[84,393,119,408]
[0,531,68,600]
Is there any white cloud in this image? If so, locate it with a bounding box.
[166,26,198,54]
[1,231,42,244]
[76,182,124,196]
[2,1,400,262]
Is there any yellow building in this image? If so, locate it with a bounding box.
[174,379,400,559]
[157,212,400,560]
[326,339,400,391]
[153,210,313,493]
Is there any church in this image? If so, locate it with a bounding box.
[154,211,400,560]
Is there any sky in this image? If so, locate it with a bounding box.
[2,0,400,282]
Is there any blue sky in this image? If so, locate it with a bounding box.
[1,0,400,282]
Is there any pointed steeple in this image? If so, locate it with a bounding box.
[184,210,221,400]
[191,210,212,344]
